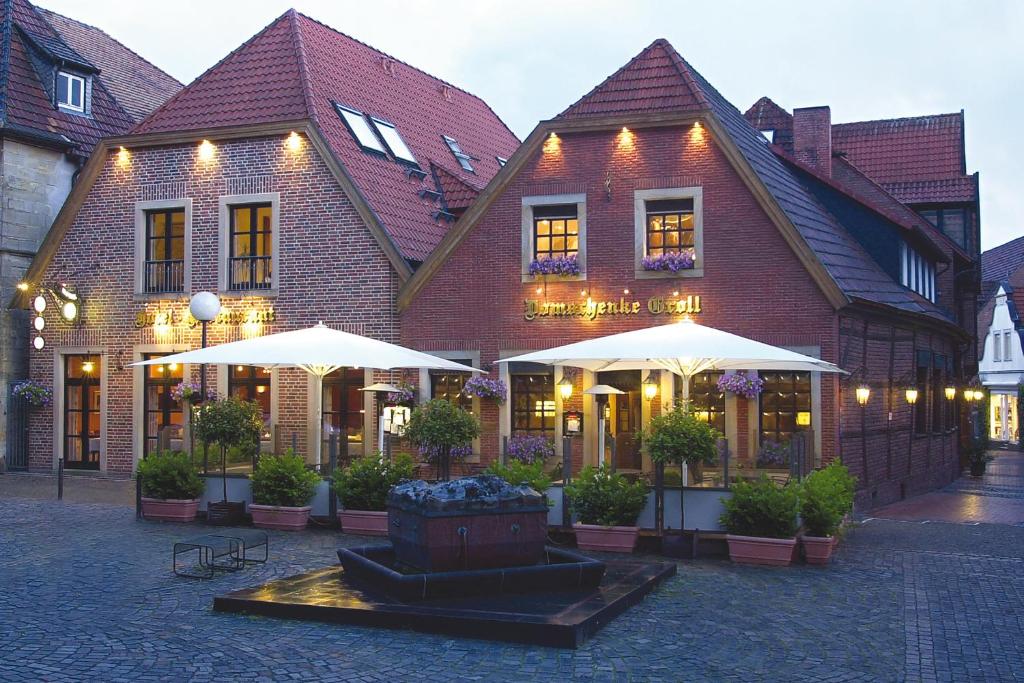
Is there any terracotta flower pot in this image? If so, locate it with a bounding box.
[725,534,797,566]
[573,523,639,553]
[141,498,199,522]
[801,535,835,565]
[339,509,389,536]
[249,504,311,531]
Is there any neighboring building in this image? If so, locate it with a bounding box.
[13,10,517,474]
[978,236,1024,446]
[1,0,180,466]
[400,39,978,508]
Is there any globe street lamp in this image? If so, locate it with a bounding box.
[189,292,221,470]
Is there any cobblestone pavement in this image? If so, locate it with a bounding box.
[1,497,1022,680]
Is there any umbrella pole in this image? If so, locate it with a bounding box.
[315,373,324,467]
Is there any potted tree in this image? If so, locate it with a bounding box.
[137,450,205,522]
[334,453,415,535]
[249,452,322,531]
[565,465,649,553]
[798,460,855,564]
[642,407,720,554]
[720,475,800,566]
[403,398,480,481]
[193,396,263,526]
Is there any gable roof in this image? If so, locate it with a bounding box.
[982,235,1024,284]
[401,39,958,327]
[36,7,180,122]
[133,10,519,263]
[0,0,178,154]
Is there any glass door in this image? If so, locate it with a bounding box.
[64,355,101,470]
[143,354,184,457]
[597,370,642,470]
[322,368,365,461]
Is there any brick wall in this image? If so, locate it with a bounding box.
[27,133,401,473]
[792,107,832,176]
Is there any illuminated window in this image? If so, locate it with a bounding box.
[64,355,101,470]
[679,371,725,434]
[334,103,386,153]
[56,71,85,112]
[431,365,473,414]
[369,118,417,165]
[228,204,273,290]
[511,373,554,435]
[759,372,811,445]
[645,198,694,258]
[228,365,271,426]
[323,368,364,451]
[532,204,579,261]
[443,135,474,173]
[143,353,184,456]
[144,209,185,293]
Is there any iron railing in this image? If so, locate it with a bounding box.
[143,259,185,293]
[229,255,272,290]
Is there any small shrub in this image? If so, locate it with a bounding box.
[485,459,552,494]
[799,460,856,537]
[565,465,649,527]
[137,451,204,500]
[720,475,799,539]
[334,453,415,511]
[250,452,321,507]
[642,407,720,467]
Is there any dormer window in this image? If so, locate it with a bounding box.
[443,135,474,173]
[57,71,85,112]
[760,129,775,143]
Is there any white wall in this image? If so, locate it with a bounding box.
[979,286,1024,389]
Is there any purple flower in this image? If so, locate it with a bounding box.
[641,249,696,272]
[528,254,580,277]
[463,376,507,404]
[386,383,417,407]
[716,373,764,400]
[506,433,555,464]
[419,443,474,463]
[12,380,51,407]
[756,439,789,468]
[171,381,217,403]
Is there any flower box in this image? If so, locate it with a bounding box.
[641,250,696,273]
[338,509,389,536]
[528,254,580,278]
[573,523,640,553]
[725,534,797,566]
[141,498,199,522]
[249,504,311,531]
[800,535,835,565]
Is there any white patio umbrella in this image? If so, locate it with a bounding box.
[500,318,845,402]
[135,323,477,465]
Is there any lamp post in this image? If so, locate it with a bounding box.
[856,384,870,480]
[189,292,220,471]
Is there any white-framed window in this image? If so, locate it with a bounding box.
[521,193,587,281]
[899,241,935,302]
[634,187,704,279]
[133,198,192,297]
[1004,330,1013,362]
[369,117,417,165]
[56,71,85,112]
[994,332,1002,362]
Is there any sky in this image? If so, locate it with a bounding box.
[38,0,1024,251]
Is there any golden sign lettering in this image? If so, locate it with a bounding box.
[133,306,276,329]
[524,296,700,321]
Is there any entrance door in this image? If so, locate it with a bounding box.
[597,370,642,470]
[989,393,1018,443]
[64,355,101,470]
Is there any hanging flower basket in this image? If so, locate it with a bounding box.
[641,249,696,272]
[528,254,580,277]
[12,380,52,407]
[716,373,764,400]
[386,382,417,407]
[463,376,507,404]
[171,381,217,404]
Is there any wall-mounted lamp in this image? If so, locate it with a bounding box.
[198,139,215,161]
[855,385,871,406]
[286,131,303,153]
[643,373,658,401]
[558,376,574,401]
[944,386,956,401]
[904,387,919,405]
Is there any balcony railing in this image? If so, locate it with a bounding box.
[229,255,273,291]
[143,259,185,294]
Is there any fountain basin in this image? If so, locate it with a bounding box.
[337,544,606,602]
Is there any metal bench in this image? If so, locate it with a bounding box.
[212,529,268,565]
[173,534,241,579]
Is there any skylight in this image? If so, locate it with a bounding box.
[370,118,417,165]
[496,156,508,167]
[443,135,474,173]
[334,103,385,154]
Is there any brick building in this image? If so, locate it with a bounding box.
[13,10,516,475]
[399,40,979,508]
[0,0,179,466]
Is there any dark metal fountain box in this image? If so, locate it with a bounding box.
[387,476,549,572]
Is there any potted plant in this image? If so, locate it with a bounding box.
[334,453,414,535]
[193,396,263,525]
[966,442,993,477]
[642,407,720,553]
[249,452,322,530]
[137,451,205,522]
[564,465,649,553]
[403,398,480,481]
[463,376,508,404]
[798,460,855,564]
[484,459,552,497]
[719,475,800,566]
[11,379,52,408]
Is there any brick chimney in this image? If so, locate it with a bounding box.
[792,106,832,176]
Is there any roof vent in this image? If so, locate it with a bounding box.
[405,167,428,180]
[382,58,396,77]
[441,85,453,102]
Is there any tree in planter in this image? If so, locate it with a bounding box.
[641,407,720,534]
[403,399,480,481]
[193,396,263,503]
[251,452,322,507]
[333,453,415,511]
[137,451,204,501]
[719,475,799,539]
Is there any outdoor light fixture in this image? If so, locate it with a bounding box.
[82,361,94,374]
[643,373,658,401]
[33,336,44,350]
[60,300,79,322]
[117,146,130,166]
[905,387,919,405]
[33,295,46,313]
[855,385,871,406]
[17,281,28,292]
[974,389,986,402]
[944,386,956,401]
[33,316,44,331]
[286,131,302,152]
[558,376,573,401]
[198,139,215,161]
[190,291,222,410]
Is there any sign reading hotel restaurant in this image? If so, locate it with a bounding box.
[133,306,276,329]
[523,295,702,321]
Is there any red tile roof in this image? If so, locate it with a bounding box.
[36,8,180,123]
[831,113,965,185]
[880,176,977,205]
[744,96,793,149]
[431,162,480,211]
[0,0,178,155]
[133,10,518,263]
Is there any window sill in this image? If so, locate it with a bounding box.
[218,289,279,299]
[521,272,586,284]
[634,267,704,280]
[133,292,188,302]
